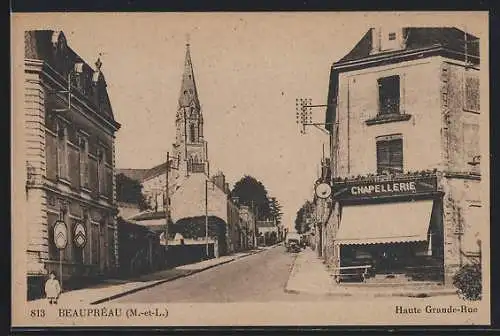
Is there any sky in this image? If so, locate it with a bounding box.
[15,12,486,231]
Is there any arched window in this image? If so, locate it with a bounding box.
[190,124,196,142]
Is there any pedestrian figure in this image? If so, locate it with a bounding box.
[45,271,61,305]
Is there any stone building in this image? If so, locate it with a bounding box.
[322,27,482,286]
[24,30,121,298]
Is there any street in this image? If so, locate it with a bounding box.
[114,246,333,303]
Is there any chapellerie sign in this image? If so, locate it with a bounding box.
[351,181,417,195]
[333,175,438,200]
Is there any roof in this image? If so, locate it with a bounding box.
[129,210,168,221]
[142,162,168,181]
[25,30,119,127]
[116,168,150,182]
[337,27,479,65]
[325,27,480,132]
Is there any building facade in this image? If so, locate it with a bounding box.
[25,30,121,298]
[322,27,482,285]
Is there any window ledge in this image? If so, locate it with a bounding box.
[57,177,72,186]
[365,113,412,126]
[81,186,92,194]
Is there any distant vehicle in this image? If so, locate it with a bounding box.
[287,240,301,253]
[285,232,301,252]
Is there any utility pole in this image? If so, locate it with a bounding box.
[205,179,209,258]
[165,152,170,250]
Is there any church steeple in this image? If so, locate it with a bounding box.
[178,43,200,110]
[172,41,208,175]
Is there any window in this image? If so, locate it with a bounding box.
[464,72,480,112]
[79,136,89,189]
[97,147,106,196]
[376,136,403,174]
[56,122,69,180]
[388,32,396,41]
[378,75,400,115]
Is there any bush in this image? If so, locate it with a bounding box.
[452,263,482,301]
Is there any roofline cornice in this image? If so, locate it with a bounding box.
[25,58,121,132]
[332,46,480,72]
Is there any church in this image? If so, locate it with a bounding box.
[118,43,246,258]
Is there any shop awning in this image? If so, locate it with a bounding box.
[335,200,434,245]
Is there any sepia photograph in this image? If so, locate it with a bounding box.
[11,11,490,327]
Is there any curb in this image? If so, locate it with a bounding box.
[90,246,278,305]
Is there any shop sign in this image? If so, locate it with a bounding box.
[53,220,68,249]
[333,176,437,200]
[73,222,87,248]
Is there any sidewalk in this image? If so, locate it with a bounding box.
[29,245,278,306]
[285,248,458,298]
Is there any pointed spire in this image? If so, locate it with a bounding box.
[95,57,102,71]
[178,42,200,109]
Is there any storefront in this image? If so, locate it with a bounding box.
[332,173,445,284]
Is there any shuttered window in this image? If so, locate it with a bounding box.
[45,133,58,181]
[376,138,403,174]
[79,137,90,189]
[464,72,480,112]
[378,75,400,115]
[56,124,69,180]
[68,145,80,189]
[88,157,98,193]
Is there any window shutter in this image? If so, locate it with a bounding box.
[45,133,58,181]
[389,139,403,172]
[89,157,98,193]
[69,146,80,189]
[465,73,480,112]
[376,141,391,173]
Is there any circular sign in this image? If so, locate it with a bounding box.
[73,222,87,248]
[53,220,68,249]
[315,183,332,199]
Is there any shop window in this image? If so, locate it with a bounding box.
[464,72,480,112]
[376,136,403,174]
[378,75,400,115]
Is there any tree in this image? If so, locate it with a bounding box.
[231,175,271,220]
[294,200,314,234]
[269,197,284,225]
[116,173,150,210]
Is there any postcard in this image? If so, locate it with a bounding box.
[11,11,490,327]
